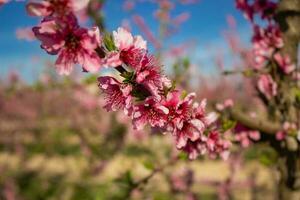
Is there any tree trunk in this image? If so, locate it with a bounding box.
[274,0,300,198]
[277,150,300,200]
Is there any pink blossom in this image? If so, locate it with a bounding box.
[276,122,297,141]
[235,0,254,21]
[276,131,286,141]
[174,120,204,149]
[16,27,35,41]
[0,0,10,6]
[248,130,260,140]
[182,131,231,160]
[113,27,147,51]
[173,12,190,26]
[103,27,147,67]
[98,76,133,115]
[162,91,195,132]
[33,15,102,75]
[123,0,135,11]
[252,25,283,69]
[26,0,89,17]
[253,0,277,20]
[132,96,169,130]
[226,15,236,29]
[283,122,296,130]
[236,0,277,22]
[257,74,277,99]
[134,55,169,98]
[274,53,296,74]
[216,99,234,111]
[206,131,231,159]
[170,97,217,149]
[234,124,260,147]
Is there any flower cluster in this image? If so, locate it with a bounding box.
[236,0,296,100]
[27,0,229,159]
[276,122,298,141]
[99,28,230,160]
[234,124,260,148]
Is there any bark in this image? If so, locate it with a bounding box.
[274,0,300,199]
[277,151,300,200]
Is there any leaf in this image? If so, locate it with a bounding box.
[114,170,134,187]
[143,160,155,170]
[83,74,98,85]
[221,119,237,132]
[103,33,117,51]
[242,69,254,77]
[182,57,190,69]
[178,152,189,161]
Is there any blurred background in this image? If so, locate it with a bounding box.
[0,0,279,199]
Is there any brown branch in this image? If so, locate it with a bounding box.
[228,108,281,135]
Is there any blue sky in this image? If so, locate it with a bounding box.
[0,0,252,82]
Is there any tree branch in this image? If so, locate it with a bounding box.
[228,108,281,135]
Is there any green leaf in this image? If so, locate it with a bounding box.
[143,160,155,170]
[121,71,135,83]
[178,152,189,161]
[114,170,134,186]
[180,90,188,99]
[103,33,117,51]
[221,119,237,132]
[242,69,254,77]
[182,57,190,69]
[83,74,98,85]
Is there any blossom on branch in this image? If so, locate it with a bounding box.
[257,74,277,100]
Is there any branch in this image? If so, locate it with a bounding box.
[228,108,281,135]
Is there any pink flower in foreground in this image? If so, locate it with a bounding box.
[274,53,296,74]
[33,15,102,74]
[104,27,147,67]
[98,76,133,114]
[162,91,192,131]
[257,74,277,99]
[26,0,89,17]
[172,98,217,149]
[135,55,171,98]
[132,97,169,130]
[97,27,229,160]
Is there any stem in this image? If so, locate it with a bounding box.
[115,65,127,74]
